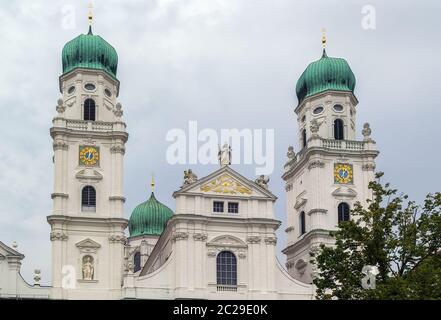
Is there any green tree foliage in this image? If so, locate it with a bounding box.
[312,172,441,299]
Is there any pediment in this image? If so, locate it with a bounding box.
[0,241,24,259]
[207,235,247,248]
[76,169,103,181]
[75,238,101,249]
[200,173,253,195]
[294,192,307,210]
[332,187,357,198]
[175,166,276,200]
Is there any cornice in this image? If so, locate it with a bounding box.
[168,214,281,229]
[50,127,129,143]
[282,146,379,180]
[47,215,128,228]
[282,229,334,255]
[294,90,358,114]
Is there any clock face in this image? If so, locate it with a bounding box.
[334,163,353,184]
[79,146,99,166]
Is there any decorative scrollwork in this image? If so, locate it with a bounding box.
[50,232,68,241]
[246,236,261,244]
[172,232,189,242]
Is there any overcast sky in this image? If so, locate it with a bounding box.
[0,0,440,285]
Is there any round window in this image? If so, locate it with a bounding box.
[333,104,344,112]
[84,83,96,91]
[313,106,324,115]
[67,86,75,95]
[104,88,112,98]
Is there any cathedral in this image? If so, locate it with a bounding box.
[0,19,378,300]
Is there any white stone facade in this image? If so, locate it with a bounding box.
[282,91,379,283]
[0,31,381,300]
[122,167,313,300]
[0,241,50,299]
[47,68,128,300]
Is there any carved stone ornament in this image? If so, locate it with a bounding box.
[183,169,198,187]
[193,233,208,242]
[201,174,252,195]
[50,232,68,241]
[362,122,372,141]
[255,175,270,189]
[33,269,41,285]
[207,250,217,257]
[109,235,127,244]
[264,237,277,245]
[53,140,68,151]
[82,255,94,280]
[295,259,308,273]
[172,232,189,242]
[308,160,325,170]
[362,163,376,171]
[238,252,247,259]
[218,143,232,167]
[56,98,66,114]
[110,145,126,155]
[114,102,123,118]
[207,235,248,249]
[246,236,262,244]
[310,119,321,134]
[287,146,295,160]
[285,183,293,191]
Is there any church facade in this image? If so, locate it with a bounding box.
[0,24,378,300]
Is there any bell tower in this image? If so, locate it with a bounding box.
[47,11,128,300]
[282,35,379,284]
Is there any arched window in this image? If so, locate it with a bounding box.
[299,211,306,236]
[216,251,237,286]
[338,202,350,223]
[302,129,307,148]
[334,119,344,140]
[81,186,96,212]
[84,99,96,121]
[134,252,141,273]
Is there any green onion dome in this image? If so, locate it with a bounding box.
[62,27,118,79]
[296,50,356,104]
[128,192,174,237]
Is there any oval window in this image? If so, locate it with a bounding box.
[313,106,324,115]
[333,104,344,112]
[104,88,112,98]
[84,83,96,91]
[67,86,75,95]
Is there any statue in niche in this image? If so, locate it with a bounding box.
[82,255,94,280]
[218,143,232,167]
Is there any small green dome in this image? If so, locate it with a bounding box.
[296,50,356,104]
[62,27,118,79]
[128,193,174,237]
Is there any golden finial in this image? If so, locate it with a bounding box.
[321,28,327,49]
[151,175,155,193]
[88,2,94,26]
